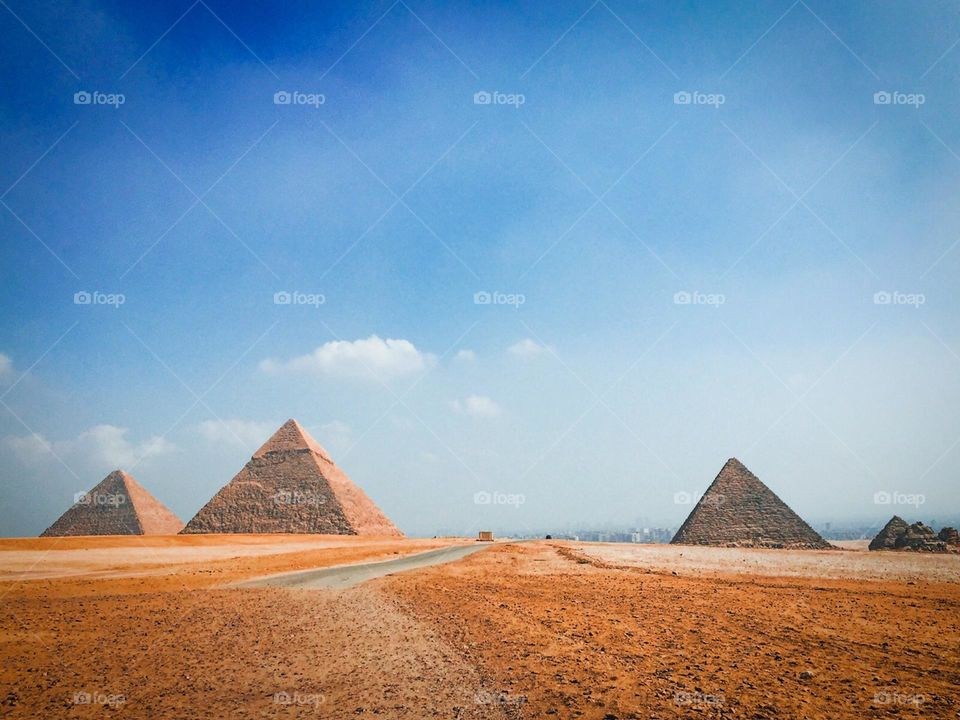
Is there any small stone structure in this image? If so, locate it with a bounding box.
[869,516,958,552]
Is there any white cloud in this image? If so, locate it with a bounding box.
[2,425,175,471]
[450,394,502,418]
[455,349,476,361]
[508,338,547,357]
[313,420,353,452]
[0,353,13,383]
[197,419,276,448]
[260,335,435,381]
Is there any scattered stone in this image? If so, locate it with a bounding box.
[869,517,952,553]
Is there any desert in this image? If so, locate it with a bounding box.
[2,535,958,719]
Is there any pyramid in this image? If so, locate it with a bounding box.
[870,517,949,552]
[671,458,831,549]
[181,419,403,536]
[41,470,184,536]
[868,515,910,550]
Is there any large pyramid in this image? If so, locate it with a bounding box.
[671,458,831,549]
[41,470,184,536]
[181,419,403,535]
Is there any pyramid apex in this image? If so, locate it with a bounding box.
[253,418,330,460]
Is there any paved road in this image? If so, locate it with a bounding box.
[239,542,496,590]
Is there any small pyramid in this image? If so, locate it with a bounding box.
[41,470,183,536]
[671,458,831,549]
[181,419,403,536]
[868,515,909,550]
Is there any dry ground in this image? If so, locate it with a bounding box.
[1,536,958,719]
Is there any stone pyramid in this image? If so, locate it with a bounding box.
[671,458,831,549]
[181,419,403,536]
[868,515,910,550]
[41,470,184,536]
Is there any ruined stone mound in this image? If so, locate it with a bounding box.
[41,470,183,536]
[870,517,952,552]
[181,419,403,536]
[671,458,831,549]
[868,515,910,550]
[939,527,960,546]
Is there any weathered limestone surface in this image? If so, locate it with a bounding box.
[182,419,402,536]
[41,470,183,536]
[671,458,831,549]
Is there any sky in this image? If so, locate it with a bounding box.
[0,0,958,538]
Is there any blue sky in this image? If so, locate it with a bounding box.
[1,0,958,537]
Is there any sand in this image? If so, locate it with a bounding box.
[1,536,958,719]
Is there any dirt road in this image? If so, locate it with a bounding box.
[241,542,496,589]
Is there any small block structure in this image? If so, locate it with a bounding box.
[478,530,494,542]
